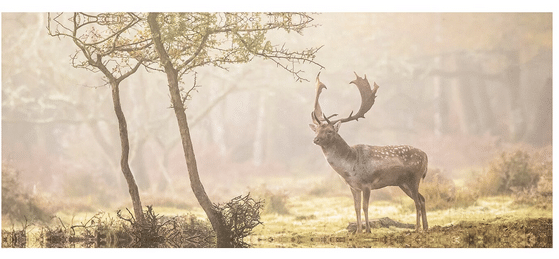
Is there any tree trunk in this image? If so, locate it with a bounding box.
[433,57,443,137]
[147,13,232,248]
[505,51,526,141]
[432,14,444,137]
[456,55,480,135]
[252,92,266,166]
[474,74,497,135]
[110,81,145,225]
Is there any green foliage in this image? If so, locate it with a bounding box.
[152,12,322,82]
[2,163,53,223]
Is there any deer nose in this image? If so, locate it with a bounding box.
[313,137,320,145]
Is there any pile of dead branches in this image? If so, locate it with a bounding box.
[214,193,264,248]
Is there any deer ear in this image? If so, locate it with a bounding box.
[333,121,341,132]
[309,124,318,132]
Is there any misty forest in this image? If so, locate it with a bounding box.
[1,12,552,248]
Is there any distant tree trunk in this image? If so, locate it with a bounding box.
[252,92,266,166]
[110,80,145,225]
[87,121,123,190]
[474,74,497,135]
[208,85,227,156]
[147,13,232,248]
[155,148,175,194]
[433,56,447,137]
[130,138,149,190]
[527,78,552,146]
[456,55,480,135]
[432,14,444,137]
[505,51,526,141]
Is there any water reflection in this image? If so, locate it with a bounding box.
[254,231,550,248]
[3,218,552,248]
[253,218,552,248]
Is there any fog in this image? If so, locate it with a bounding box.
[1,13,552,209]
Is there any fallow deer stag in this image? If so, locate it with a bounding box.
[309,72,428,233]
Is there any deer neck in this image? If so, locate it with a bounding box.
[320,135,357,173]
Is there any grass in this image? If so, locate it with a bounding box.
[2,167,552,248]
[2,193,552,248]
[248,194,552,248]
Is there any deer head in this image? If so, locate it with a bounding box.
[310,72,379,129]
[309,114,341,147]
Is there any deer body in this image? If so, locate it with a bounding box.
[310,72,428,233]
[326,145,426,191]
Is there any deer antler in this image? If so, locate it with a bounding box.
[329,72,379,124]
[312,72,326,124]
[332,72,379,123]
[311,72,338,125]
[312,72,379,125]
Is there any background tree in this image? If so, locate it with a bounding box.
[47,13,151,225]
[146,12,323,247]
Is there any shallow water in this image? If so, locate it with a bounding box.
[2,218,552,248]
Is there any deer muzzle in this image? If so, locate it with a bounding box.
[313,137,321,145]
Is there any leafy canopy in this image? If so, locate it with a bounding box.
[48,12,323,85]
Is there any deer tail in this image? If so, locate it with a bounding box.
[421,152,428,180]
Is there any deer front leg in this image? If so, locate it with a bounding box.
[351,188,362,233]
[362,188,371,233]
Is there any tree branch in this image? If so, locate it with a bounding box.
[176,32,211,73]
[234,31,324,82]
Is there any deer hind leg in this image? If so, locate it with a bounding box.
[418,192,428,230]
[350,188,362,233]
[399,183,422,231]
[362,188,371,233]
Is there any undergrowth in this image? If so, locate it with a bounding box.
[2,163,54,223]
[467,147,552,208]
[250,184,290,215]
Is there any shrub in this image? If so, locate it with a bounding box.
[512,148,552,208]
[250,184,290,215]
[2,163,53,223]
[264,190,290,215]
[61,170,115,209]
[418,168,476,211]
[467,168,501,197]
[467,147,552,207]
[493,151,539,193]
